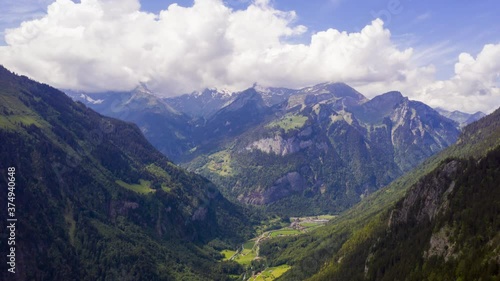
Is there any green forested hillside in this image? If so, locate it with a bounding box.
[257,107,500,280]
[0,66,254,281]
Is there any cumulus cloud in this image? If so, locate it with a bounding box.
[0,0,498,113]
[413,44,500,113]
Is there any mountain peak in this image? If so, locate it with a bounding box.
[192,88,233,99]
[212,87,267,115]
[134,82,152,93]
[370,91,406,107]
[302,82,368,103]
[379,91,404,100]
[231,88,264,106]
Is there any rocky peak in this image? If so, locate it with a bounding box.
[300,82,368,103]
[372,91,405,106]
[224,88,265,112]
[194,88,233,99]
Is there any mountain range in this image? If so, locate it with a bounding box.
[68,83,468,215]
[185,83,461,215]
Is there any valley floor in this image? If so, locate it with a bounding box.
[221,215,336,280]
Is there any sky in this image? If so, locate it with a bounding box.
[0,0,499,113]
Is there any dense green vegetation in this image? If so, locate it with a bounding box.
[0,66,255,280]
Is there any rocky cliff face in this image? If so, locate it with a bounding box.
[388,99,459,171]
[388,160,460,227]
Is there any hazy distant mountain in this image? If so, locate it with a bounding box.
[187,83,460,215]
[66,85,194,162]
[165,85,298,119]
[165,88,235,119]
[436,107,486,128]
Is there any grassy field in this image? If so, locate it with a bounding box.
[251,265,292,280]
[219,215,334,275]
[234,251,257,265]
[317,215,336,220]
[221,250,237,261]
[0,115,44,130]
[116,179,155,194]
[270,229,302,237]
[301,222,321,228]
[243,240,255,250]
[205,150,233,177]
[145,164,171,181]
[266,114,308,133]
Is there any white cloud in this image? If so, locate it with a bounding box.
[413,44,500,113]
[0,0,499,113]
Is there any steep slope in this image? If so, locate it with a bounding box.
[0,66,253,281]
[258,106,500,281]
[66,85,194,162]
[188,85,460,216]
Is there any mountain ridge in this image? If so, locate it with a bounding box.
[186,84,460,215]
[65,80,465,216]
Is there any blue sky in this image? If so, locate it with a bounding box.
[0,0,499,113]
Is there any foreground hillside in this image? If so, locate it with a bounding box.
[258,106,500,280]
[0,66,253,281]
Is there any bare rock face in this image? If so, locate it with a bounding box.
[239,172,306,205]
[246,135,301,156]
[390,99,459,172]
[424,227,457,261]
[389,160,460,227]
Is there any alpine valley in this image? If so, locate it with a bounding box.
[2,65,499,281]
[72,82,465,216]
